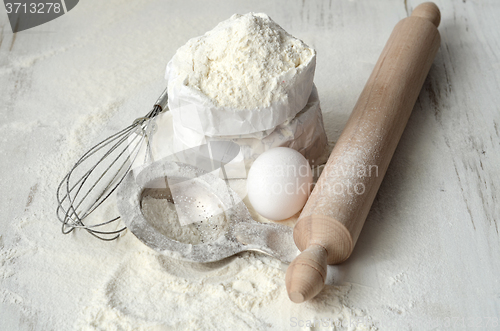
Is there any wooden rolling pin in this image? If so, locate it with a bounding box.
[285,2,441,303]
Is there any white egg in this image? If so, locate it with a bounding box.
[246,147,313,221]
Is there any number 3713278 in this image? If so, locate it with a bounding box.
[5,2,62,14]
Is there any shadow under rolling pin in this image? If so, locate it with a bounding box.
[285,2,442,303]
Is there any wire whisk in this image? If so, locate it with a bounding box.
[56,87,169,240]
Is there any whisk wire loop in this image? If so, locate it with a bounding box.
[56,88,168,240]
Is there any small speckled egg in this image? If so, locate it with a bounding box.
[246,147,313,221]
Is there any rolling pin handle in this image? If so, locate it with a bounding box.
[285,1,441,302]
[285,244,328,303]
[411,2,441,27]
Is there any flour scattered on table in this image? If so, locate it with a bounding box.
[0,5,375,330]
[0,118,376,330]
[74,251,376,330]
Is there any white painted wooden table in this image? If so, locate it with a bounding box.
[0,0,498,330]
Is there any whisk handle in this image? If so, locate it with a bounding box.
[154,87,169,111]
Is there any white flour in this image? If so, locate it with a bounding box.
[0,110,375,331]
[2,1,499,330]
[169,13,315,110]
[0,2,375,329]
[74,251,372,331]
[141,195,228,244]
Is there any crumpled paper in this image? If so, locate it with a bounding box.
[172,85,328,178]
[128,85,327,180]
[165,55,316,137]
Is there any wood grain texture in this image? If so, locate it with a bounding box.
[287,2,441,303]
[285,244,327,303]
